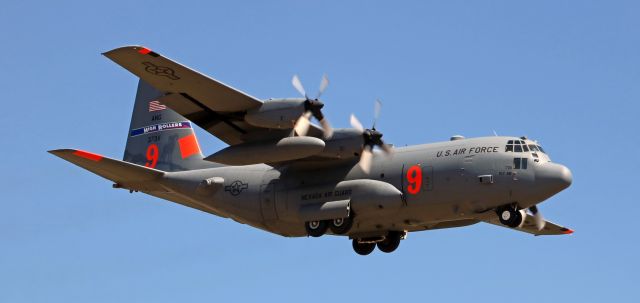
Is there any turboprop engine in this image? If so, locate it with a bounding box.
[244,98,306,130]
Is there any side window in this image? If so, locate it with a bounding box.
[513,158,528,169]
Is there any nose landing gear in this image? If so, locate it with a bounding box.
[496,205,523,228]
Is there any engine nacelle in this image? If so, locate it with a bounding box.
[317,129,364,159]
[245,98,306,129]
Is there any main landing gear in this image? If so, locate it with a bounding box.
[305,216,354,237]
[496,205,523,228]
[352,231,405,256]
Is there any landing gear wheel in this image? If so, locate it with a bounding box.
[305,220,328,237]
[497,207,523,228]
[352,239,376,256]
[329,216,353,235]
[377,231,402,253]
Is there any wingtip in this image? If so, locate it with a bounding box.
[561,228,574,235]
[48,148,73,156]
[102,45,150,57]
[47,149,104,162]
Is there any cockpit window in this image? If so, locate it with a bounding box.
[506,140,546,154]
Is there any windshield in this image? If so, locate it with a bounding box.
[505,140,546,154]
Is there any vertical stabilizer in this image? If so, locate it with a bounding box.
[124,80,208,171]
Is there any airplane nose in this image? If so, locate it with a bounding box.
[535,162,573,193]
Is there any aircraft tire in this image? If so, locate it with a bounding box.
[329,216,353,235]
[497,207,523,228]
[305,220,328,237]
[377,231,401,253]
[352,239,376,256]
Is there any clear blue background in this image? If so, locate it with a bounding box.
[1,1,637,302]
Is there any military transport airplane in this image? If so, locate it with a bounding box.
[50,46,573,255]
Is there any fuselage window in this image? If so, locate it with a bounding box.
[522,145,530,152]
[528,144,539,152]
[537,145,546,153]
[514,145,522,152]
[514,157,521,169]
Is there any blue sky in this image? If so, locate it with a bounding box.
[1,0,638,302]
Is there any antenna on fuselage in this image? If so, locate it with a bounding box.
[492,130,499,136]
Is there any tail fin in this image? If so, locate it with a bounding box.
[124,80,208,172]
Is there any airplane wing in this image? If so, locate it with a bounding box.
[476,210,574,236]
[103,46,322,145]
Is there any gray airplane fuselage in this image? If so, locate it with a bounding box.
[159,135,572,238]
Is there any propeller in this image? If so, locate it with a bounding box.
[292,74,333,138]
[350,99,393,173]
[528,205,546,230]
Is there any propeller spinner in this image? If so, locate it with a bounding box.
[292,74,333,139]
[350,99,393,173]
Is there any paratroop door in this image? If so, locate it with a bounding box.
[260,182,278,222]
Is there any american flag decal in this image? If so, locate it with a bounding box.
[148,100,167,112]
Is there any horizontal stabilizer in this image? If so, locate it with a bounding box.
[477,210,574,236]
[48,149,166,192]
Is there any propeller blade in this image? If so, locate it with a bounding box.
[359,146,373,173]
[294,111,312,136]
[373,99,382,129]
[316,74,329,99]
[350,114,365,133]
[380,142,393,154]
[529,205,546,230]
[292,74,307,98]
[319,118,333,139]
